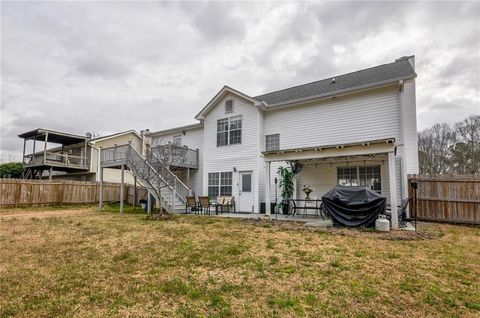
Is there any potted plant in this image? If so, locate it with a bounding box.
[302,185,314,200]
[277,166,294,214]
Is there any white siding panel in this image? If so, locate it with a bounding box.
[403,80,419,174]
[202,92,262,211]
[264,87,401,150]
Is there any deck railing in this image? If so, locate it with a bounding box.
[24,152,89,169]
[151,144,199,169]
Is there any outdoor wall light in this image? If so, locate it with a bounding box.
[233,167,237,172]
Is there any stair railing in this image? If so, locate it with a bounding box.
[148,147,191,203]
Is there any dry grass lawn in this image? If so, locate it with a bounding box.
[1,206,479,317]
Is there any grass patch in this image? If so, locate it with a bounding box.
[0,208,479,317]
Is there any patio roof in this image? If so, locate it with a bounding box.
[263,138,396,162]
[18,128,88,145]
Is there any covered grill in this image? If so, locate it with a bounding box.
[322,186,386,227]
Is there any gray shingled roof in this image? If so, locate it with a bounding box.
[254,58,416,105]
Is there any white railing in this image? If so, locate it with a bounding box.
[100,143,190,210]
[151,144,199,169]
[24,152,89,168]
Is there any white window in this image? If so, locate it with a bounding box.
[225,99,233,113]
[266,134,280,151]
[173,135,182,146]
[208,172,232,198]
[337,166,381,192]
[217,116,242,146]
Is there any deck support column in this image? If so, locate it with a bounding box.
[147,192,152,214]
[388,151,399,229]
[43,132,49,164]
[32,138,36,163]
[22,139,26,164]
[82,139,88,166]
[49,166,53,180]
[120,164,125,214]
[133,176,137,209]
[265,161,271,217]
[99,167,104,211]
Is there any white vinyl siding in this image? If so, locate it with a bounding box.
[402,79,419,174]
[203,92,261,212]
[264,86,401,149]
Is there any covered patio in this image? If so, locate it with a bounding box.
[263,138,402,229]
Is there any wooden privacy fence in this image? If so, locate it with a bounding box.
[408,175,480,225]
[0,179,148,208]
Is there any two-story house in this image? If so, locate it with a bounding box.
[140,56,418,228]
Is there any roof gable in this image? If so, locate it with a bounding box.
[90,130,141,143]
[195,86,265,120]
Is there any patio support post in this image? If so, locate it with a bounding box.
[43,132,49,164]
[265,161,271,217]
[49,167,53,181]
[99,167,104,211]
[84,140,88,166]
[120,164,125,213]
[388,152,399,229]
[32,138,36,163]
[147,192,152,214]
[22,139,26,164]
[133,176,137,209]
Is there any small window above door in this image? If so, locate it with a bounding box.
[225,99,234,113]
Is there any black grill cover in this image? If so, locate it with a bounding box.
[322,186,386,227]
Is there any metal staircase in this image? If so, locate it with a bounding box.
[100,143,190,213]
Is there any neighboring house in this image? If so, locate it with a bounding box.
[18,129,142,184]
[129,56,418,228]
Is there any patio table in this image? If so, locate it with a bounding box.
[287,199,324,218]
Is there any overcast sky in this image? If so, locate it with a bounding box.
[1,1,479,161]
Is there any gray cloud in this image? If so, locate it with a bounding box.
[1,1,479,161]
[71,54,131,79]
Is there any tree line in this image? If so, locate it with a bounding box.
[418,115,480,175]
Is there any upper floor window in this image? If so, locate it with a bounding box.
[225,99,234,113]
[173,135,182,146]
[217,116,242,146]
[266,134,280,151]
[337,165,381,193]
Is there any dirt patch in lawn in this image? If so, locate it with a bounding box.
[0,206,96,219]
[242,218,438,241]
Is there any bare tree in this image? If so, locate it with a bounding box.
[451,115,480,175]
[418,123,454,175]
[418,115,480,176]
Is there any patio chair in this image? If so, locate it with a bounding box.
[217,196,235,213]
[386,198,409,228]
[185,196,200,214]
[198,196,211,215]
